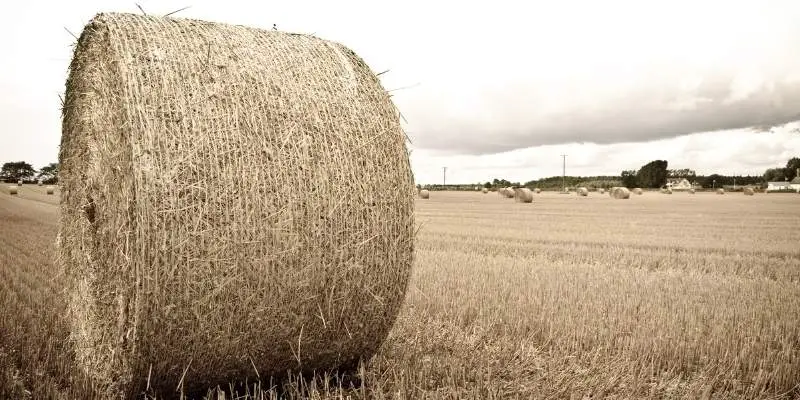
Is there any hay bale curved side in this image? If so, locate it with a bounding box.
[688,188,696,194]
[743,187,754,196]
[611,187,631,199]
[576,187,588,196]
[534,188,541,194]
[419,189,430,199]
[59,12,415,397]
[501,187,515,198]
[598,188,605,194]
[17,180,22,186]
[8,185,18,195]
[633,188,643,195]
[661,188,672,194]
[716,188,725,195]
[481,187,488,194]
[46,186,56,195]
[514,188,533,203]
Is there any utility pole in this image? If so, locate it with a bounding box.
[442,167,447,188]
[560,154,567,192]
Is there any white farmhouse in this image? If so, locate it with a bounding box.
[666,178,693,191]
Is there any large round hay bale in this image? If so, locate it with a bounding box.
[514,188,533,203]
[501,187,515,198]
[716,188,725,195]
[8,185,18,195]
[598,188,605,194]
[534,188,541,194]
[59,13,414,398]
[481,187,489,194]
[633,188,643,195]
[743,187,754,196]
[419,189,430,199]
[46,186,56,195]
[576,187,589,196]
[688,188,696,194]
[611,187,631,199]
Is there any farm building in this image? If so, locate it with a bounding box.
[766,181,795,192]
[666,178,694,191]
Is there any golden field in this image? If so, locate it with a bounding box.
[1,187,799,399]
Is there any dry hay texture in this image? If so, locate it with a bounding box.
[500,187,515,198]
[598,188,605,194]
[481,187,489,194]
[534,188,542,194]
[419,189,430,199]
[59,13,415,398]
[633,188,643,195]
[689,188,696,194]
[611,187,631,199]
[743,187,755,196]
[513,188,534,203]
[8,185,18,195]
[46,186,56,195]
[17,180,23,186]
[576,187,588,196]
[661,188,672,194]
[717,188,726,195]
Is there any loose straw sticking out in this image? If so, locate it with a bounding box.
[59,12,414,398]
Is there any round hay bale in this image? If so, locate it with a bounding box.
[514,188,534,203]
[611,187,631,199]
[743,187,754,196]
[17,180,23,186]
[8,185,18,195]
[688,188,696,194]
[534,188,541,194]
[59,13,415,397]
[501,187,515,198]
[419,189,430,199]
[46,186,56,195]
[576,187,589,196]
[38,180,43,186]
[598,188,605,194]
[661,188,672,194]
[633,188,643,195]
[481,187,489,194]
[716,188,725,195]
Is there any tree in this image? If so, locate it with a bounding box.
[0,161,37,182]
[37,162,59,184]
[786,157,800,181]
[702,174,725,188]
[620,170,637,188]
[763,168,786,182]
[483,181,492,189]
[636,160,668,188]
[668,168,696,179]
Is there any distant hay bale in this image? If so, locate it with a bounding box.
[500,187,515,198]
[661,188,672,194]
[598,188,605,194]
[576,187,589,196]
[8,185,18,195]
[38,180,43,186]
[633,188,643,195]
[716,188,725,195]
[514,188,533,203]
[419,189,430,199]
[688,188,696,194]
[17,180,22,186]
[481,187,489,194]
[611,187,631,199]
[743,187,754,196]
[534,188,541,194]
[46,186,56,195]
[59,12,414,398]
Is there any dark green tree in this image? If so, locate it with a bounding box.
[0,161,37,182]
[763,168,786,182]
[785,157,800,181]
[636,160,668,188]
[483,181,492,189]
[620,170,637,188]
[37,162,59,184]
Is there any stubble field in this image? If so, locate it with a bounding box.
[1,186,799,399]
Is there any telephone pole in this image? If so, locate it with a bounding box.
[442,167,447,188]
[560,154,567,192]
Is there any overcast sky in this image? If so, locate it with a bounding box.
[1,0,798,184]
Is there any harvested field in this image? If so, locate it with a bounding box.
[1,190,800,399]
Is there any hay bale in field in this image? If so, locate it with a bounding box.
[716,188,725,195]
[611,187,631,199]
[500,187,515,198]
[514,188,533,203]
[598,188,605,194]
[633,188,643,195]
[419,189,430,199]
[38,180,43,186]
[688,188,696,194]
[743,187,754,196]
[8,185,18,195]
[661,188,672,194]
[576,187,588,196]
[17,180,22,186]
[481,187,488,194]
[59,12,415,398]
[534,188,541,194]
[46,186,56,195]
